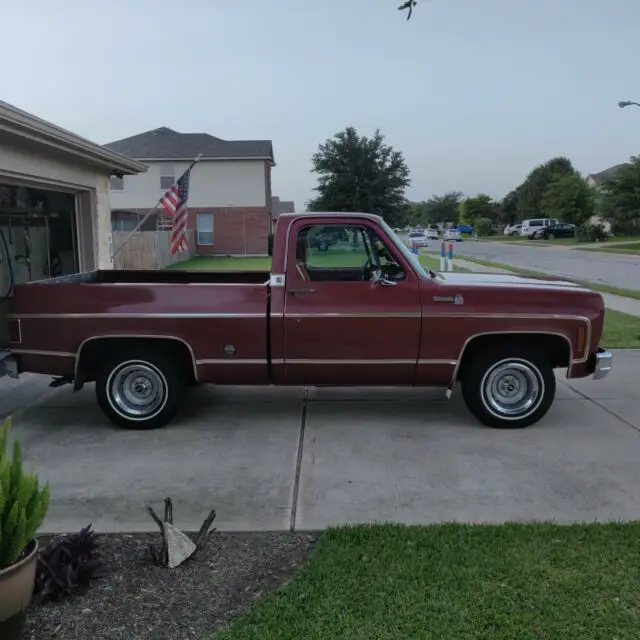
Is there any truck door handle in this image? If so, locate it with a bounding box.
[288,288,316,295]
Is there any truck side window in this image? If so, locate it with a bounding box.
[297,224,405,282]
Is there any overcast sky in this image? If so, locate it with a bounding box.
[4,0,640,208]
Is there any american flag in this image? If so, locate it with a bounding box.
[160,166,193,254]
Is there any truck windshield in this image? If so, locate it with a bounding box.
[378,219,431,279]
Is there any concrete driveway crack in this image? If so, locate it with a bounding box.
[565,382,640,434]
[289,387,309,531]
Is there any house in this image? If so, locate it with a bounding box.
[585,163,629,232]
[104,127,275,255]
[0,100,146,289]
[270,196,295,231]
[585,163,627,188]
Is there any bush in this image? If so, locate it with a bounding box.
[473,217,494,236]
[576,223,608,243]
[34,524,106,604]
[0,417,50,569]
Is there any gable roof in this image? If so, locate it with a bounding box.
[586,162,628,185]
[271,196,295,216]
[0,100,146,175]
[104,127,274,164]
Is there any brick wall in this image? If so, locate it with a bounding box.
[188,206,269,255]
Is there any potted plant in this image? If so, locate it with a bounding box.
[0,417,50,640]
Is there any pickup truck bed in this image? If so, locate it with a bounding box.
[3,211,612,431]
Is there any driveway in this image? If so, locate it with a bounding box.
[8,350,640,533]
[448,240,640,290]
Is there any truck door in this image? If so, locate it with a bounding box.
[282,220,422,385]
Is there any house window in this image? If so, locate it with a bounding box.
[197,213,214,245]
[160,163,175,190]
[110,176,124,191]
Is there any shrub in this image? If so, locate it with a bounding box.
[0,417,50,570]
[576,223,608,243]
[473,217,494,236]
[34,524,106,604]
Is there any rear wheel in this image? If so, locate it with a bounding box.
[461,345,555,428]
[95,347,186,429]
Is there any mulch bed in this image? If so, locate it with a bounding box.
[23,531,317,640]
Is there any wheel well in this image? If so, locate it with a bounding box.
[76,337,196,383]
[456,333,571,381]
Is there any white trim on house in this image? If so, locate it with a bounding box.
[0,101,147,176]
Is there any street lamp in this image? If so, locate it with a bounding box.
[618,100,640,108]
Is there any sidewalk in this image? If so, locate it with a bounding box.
[450,257,640,317]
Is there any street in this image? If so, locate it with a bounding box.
[450,240,640,290]
[8,349,640,533]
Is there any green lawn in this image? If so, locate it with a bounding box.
[578,242,640,256]
[215,522,640,640]
[169,252,471,273]
[602,309,640,348]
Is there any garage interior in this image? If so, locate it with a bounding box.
[0,182,78,291]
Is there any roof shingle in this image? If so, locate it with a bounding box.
[587,163,628,184]
[104,127,274,162]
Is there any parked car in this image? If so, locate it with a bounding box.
[408,230,429,247]
[504,223,522,236]
[443,228,462,242]
[425,228,439,240]
[2,211,611,431]
[521,218,559,237]
[530,223,575,240]
[458,224,474,234]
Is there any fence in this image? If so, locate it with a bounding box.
[112,230,195,270]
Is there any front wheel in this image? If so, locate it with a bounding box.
[461,346,555,428]
[95,347,186,429]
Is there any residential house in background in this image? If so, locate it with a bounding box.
[585,163,627,189]
[270,196,295,231]
[585,162,628,233]
[105,127,275,255]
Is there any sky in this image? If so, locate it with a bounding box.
[3,0,640,209]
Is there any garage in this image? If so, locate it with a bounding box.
[0,100,146,356]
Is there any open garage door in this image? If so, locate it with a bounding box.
[0,182,79,349]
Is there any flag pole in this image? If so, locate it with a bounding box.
[111,153,202,261]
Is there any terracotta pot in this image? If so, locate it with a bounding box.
[0,539,38,640]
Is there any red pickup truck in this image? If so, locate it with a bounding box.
[2,212,612,430]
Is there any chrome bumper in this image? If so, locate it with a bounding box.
[593,349,613,380]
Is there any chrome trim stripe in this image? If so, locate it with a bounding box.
[92,282,269,288]
[11,349,75,358]
[284,359,455,365]
[10,313,265,320]
[74,334,199,382]
[448,330,577,391]
[285,312,422,319]
[196,358,267,365]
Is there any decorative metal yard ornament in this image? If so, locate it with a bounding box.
[146,497,217,568]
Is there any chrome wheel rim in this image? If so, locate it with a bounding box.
[480,359,544,420]
[107,361,168,420]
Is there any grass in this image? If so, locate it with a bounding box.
[169,252,471,273]
[457,256,640,302]
[602,308,640,348]
[216,522,640,640]
[578,242,640,256]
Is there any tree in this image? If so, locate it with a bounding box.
[308,126,411,227]
[599,156,640,235]
[459,194,496,225]
[540,173,595,226]
[516,157,576,219]
[498,188,520,225]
